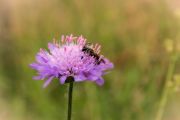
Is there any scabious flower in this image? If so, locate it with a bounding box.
[30,35,113,87]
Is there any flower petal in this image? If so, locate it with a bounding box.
[95,77,104,86]
[59,76,67,84]
[43,76,54,88]
[74,74,86,82]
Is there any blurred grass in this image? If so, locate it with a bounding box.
[0,0,180,120]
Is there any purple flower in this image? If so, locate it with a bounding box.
[30,35,113,87]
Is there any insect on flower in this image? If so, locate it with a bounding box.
[82,43,105,65]
[30,34,113,87]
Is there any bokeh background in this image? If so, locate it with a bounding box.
[0,0,180,120]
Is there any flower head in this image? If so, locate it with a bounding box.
[30,35,113,87]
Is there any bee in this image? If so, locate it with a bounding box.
[82,43,105,65]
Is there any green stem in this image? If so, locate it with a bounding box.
[67,82,74,120]
[155,55,177,120]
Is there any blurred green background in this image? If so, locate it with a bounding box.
[0,0,180,120]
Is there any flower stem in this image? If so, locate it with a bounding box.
[67,81,74,120]
[155,54,177,120]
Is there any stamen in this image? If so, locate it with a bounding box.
[96,45,101,54]
[53,38,56,44]
[66,34,74,43]
[94,43,98,51]
[61,35,65,43]
[77,35,84,45]
[40,48,43,52]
